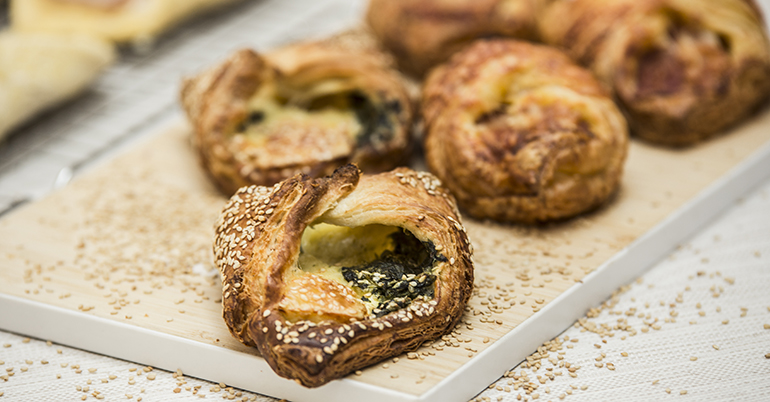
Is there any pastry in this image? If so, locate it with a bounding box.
[0,31,114,141]
[216,164,473,387]
[422,39,629,223]
[10,0,243,45]
[538,0,770,146]
[366,0,540,77]
[180,34,414,195]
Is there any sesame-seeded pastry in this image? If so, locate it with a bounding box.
[215,164,473,387]
[180,33,414,195]
[422,39,629,224]
[366,0,540,77]
[538,0,770,146]
[10,0,243,45]
[0,31,114,141]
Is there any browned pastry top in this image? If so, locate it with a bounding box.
[180,32,414,195]
[215,165,473,387]
[538,0,770,145]
[423,39,629,223]
[366,0,540,77]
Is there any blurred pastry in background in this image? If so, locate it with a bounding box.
[538,0,770,146]
[181,32,414,195]
[0,32,115,141]
[422,39,628,224]
[366,0,539,77]
[10,0,244,47]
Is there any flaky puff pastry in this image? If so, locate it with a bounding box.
[0,32,114,141]
[11,0,243,45]
[216,164,473,387]
[538,0,770,146]
[181,33,414,195]
[366,0,539,77]
[423,40,629,224]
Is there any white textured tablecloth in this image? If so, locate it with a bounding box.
[1,176,768,402]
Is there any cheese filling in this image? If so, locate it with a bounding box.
[288,223,442,319]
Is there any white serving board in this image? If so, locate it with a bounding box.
[1,108,770,402]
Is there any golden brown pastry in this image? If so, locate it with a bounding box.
[10,0,243,45]
[423,39,629,224]
[538,0,770,146]
[180,34,414,195]
[215,164,473,387]
[0,31,115,141]
[366,0,540,77]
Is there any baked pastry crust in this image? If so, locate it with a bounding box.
[538,0,770,146]
[0,32,114,141]
[215,164,473,387]
[423,39,629,223]
[180,34,414,195]
[366,0,539,77]
[10,0,243,44]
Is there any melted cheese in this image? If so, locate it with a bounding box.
[243,81,362,145]
[284,224,400,315]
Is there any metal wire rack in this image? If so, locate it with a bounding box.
[0,0,365,214]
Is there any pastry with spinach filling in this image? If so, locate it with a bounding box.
[215,164,473,387]
[181,32,414,195]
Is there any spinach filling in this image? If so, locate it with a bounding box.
[341,230,445,317]
[238,87,401,149]
[348,91,401,148]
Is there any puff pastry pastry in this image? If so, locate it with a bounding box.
[366,0,540,77]
[181,34,414,195]
[10,0,242,45]
[423,39,629,223]
[538,0,770,145]
[0,32,114,141]
[216,164,473,387]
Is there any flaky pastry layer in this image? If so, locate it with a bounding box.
[538,0,770,146]
[423,39,629,223]
[215,165,473,387]
[181,32,414,195]
[366,0,540,77]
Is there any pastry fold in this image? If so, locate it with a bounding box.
[10,0,243,44]
[366,0,539,77]
[423,39,629,223]
[538,0,770,145]
[0,32,114,141]
[181,34,414,195]
[216,164,473,387]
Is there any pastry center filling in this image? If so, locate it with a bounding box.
[630,11,731,103]
[292,223,440,319]
[235,79,400,166]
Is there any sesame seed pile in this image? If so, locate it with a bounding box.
[472,184,770,402]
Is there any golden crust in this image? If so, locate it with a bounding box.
[423,39,629,223]
[11,0,242,43]
[215,164,473,387]
[180,33,414,195]
[366,0,539,77]
[538,0,770,146]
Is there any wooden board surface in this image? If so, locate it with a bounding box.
[1,109,770,398]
